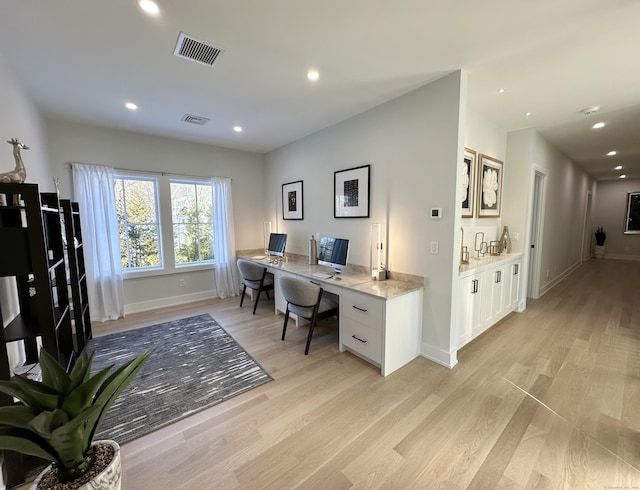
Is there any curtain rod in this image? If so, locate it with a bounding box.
[65,162,231,181]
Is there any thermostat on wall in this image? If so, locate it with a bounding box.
[430,208,442,219]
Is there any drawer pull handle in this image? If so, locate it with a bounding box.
[352,335,367,343]
[352,305,368,312]
[310,280,320,286]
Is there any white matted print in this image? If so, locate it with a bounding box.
[461,147,477,218]
[282,180,303,220]
[477,154,503,218]
[334,164,370,218]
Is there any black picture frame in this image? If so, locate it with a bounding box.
[334,164,370,218]
[282,180,303,220]
[624,191,640,234]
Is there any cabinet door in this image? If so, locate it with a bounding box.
[457,275,477,347]
[508,260,521,310]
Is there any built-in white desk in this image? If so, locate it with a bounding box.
[241,255,424,376]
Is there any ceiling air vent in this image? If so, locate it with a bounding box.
[181,114,210,126]
[173,32,225,67]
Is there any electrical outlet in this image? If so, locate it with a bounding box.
[178,279,185,287]
[512,232,519,241]
[430,241,439,254]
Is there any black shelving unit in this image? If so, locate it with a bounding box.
[61,199,92,351]
[0,183,76,487]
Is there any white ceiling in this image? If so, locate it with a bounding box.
[0,0,638,180]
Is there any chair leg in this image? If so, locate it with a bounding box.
[252,289,261,314]
[282,309,290,340]
[304,317,318,355]
[239,285,247,307]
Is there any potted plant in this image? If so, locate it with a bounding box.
[594,226,606,259]
[0,347,151,490]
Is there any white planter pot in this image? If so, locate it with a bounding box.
[594,245,606,259]
[31,440,121,490]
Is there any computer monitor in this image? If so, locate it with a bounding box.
[318,236,350,272]
[267,233,287,257]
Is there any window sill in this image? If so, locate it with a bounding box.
[123,263,215,280]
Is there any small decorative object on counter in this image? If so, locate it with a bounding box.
[500,225,512,254]
[489,241,501,255]
[474,232,487,258]
[309,235,318,265]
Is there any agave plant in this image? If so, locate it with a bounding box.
[0,348,151,483]
[595,226,606,246]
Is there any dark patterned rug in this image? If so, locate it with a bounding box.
[87,313,272,444]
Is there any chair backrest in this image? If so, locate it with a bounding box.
[237,259,266,282]
[279,275,321,308]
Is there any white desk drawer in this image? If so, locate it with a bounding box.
[342,290,383,329]
[342,320,382,364]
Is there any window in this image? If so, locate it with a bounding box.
[114,175,162,270]
[170,180,214,265]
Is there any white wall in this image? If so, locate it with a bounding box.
[0,52,55,490]
[593,178,640,260]
[45,119,266,313]
[503,129,595,298]
[461,109,508,253]
[265,71,466,366]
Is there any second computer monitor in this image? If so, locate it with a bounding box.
[318,236,350,272]
[267,233,287,257]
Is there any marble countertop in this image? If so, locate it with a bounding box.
[239,253,423,300]
[458,252,523,276]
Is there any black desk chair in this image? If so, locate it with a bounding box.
[279,275,339,355]
[237,259,274,314]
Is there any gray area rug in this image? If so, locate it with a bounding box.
[88,313,272,444]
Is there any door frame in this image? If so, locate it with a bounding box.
[525,165,548,301]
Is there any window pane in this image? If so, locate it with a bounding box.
[170,181,214,265]
[115,176,162,270]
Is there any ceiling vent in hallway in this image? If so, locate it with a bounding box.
[173,32,225,67]
[181,114,210,125]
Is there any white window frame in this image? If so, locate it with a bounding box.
[114,173,164,275]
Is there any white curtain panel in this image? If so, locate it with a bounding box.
[212,177,240,298]
[72,163,125,321]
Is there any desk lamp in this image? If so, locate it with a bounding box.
[370,223,387,281]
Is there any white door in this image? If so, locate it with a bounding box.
[528,170,546,300]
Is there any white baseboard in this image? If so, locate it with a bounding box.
[538,260,581,298]
[602,254,640,261]
[420,342,458,369]
[124,290,218,315]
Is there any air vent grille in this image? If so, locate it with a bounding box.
[174,32,225,67]
[182,114,210,126]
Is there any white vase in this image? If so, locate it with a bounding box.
[594,245,606,259]
[31,440,121,490]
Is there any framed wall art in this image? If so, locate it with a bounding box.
[477,154,503,218]
[334,164,370,218]
[461,147,477,218]
[282,180,303,220]
[624,191,640,234]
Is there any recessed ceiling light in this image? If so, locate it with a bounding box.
[592,122,605,129]
[233,125,242,133]
[607,150,617,156]
[498,88,505,94]
[525,112,531,117]
[619,174,626,179]
[580,105,600,115]
[307,70,319,81]
[615,165,623,170]
[125,102,138,111]
[138,0,159,15]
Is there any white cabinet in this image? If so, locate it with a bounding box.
[340,288,423,376]
[457,255,522,349]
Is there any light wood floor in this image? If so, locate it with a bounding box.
[30,259,640,488]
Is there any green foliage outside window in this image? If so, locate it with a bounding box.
[114,177,161,269]
[171,181,214,264]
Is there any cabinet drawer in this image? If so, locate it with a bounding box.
[342,320,382,364]
[341,290,383,329]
